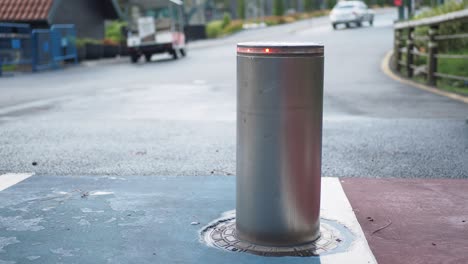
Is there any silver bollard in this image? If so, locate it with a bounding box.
[236,42,324,246]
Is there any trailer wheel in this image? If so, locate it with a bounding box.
[171,49,179,60]
[144,53,152,62]
[130,54,139,63]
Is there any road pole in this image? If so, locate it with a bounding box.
[398,6,405,20]
[236,42,324,246]
[407,0,413,18]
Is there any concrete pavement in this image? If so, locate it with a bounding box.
[0,9,466,177]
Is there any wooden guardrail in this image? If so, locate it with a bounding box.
[393,9,468,86]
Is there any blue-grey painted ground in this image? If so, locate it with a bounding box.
[0,9,467,178]
[0,175,333,264]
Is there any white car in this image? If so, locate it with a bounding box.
[329,1,374,29]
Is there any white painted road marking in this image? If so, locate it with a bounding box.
[0,173,34,191]
[0,96,74,116]
[320,177,377,264]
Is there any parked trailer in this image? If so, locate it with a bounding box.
[126,0,186,63]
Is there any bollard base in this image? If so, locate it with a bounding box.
[201,211,352,257]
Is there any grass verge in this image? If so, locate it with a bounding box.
[206,10,330,39]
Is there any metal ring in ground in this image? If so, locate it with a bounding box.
[201,212,353,257]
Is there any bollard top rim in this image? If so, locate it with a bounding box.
[237,42,324,56]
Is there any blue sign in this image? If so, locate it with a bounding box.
[61,37,68,47]
[11,39,21,49]
[43,42,49,52]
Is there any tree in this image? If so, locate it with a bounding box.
[274,0,285,16]
[230,0,238,18]
[237,0,246,19]
[326,0,336,9]
[315,0,324,9]
[304,0,314,11]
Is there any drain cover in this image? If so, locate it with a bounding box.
[201,212,347,257]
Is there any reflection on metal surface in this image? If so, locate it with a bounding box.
[201,212,351,257]
[236,43,324,246]
[237,42,324,56]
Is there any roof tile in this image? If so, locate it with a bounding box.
[0,0,54,21]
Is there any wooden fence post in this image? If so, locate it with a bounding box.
[406,27,414,78]
[427,25,438,86]
[395,29,402,72]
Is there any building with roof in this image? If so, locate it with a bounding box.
[0,0,122,39]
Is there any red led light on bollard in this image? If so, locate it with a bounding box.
[237,42,324,56]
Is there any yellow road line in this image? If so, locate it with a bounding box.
[381,50,468,105]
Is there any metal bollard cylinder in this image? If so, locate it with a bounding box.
[236,42,324,246]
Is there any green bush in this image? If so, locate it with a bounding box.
[263,16,285,26]
[223,20,244,35]
[413,1,468,52]
[222,13,232,29]
[409,1,468,94]
[206,19,244,38]
[204,6,331,39]
[76,38,102,48]
[438,51,468,95]
[1,64,17,72]
[262,15,296,25]
[206,20,224,38]
[413,0,467,19]
[105,20,127,44]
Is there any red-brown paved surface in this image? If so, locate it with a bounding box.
[341,178,468,264]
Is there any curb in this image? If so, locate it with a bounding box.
[80,56,129,67]
[381,50,468,104]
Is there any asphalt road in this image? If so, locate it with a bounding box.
[0,9,467,178]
